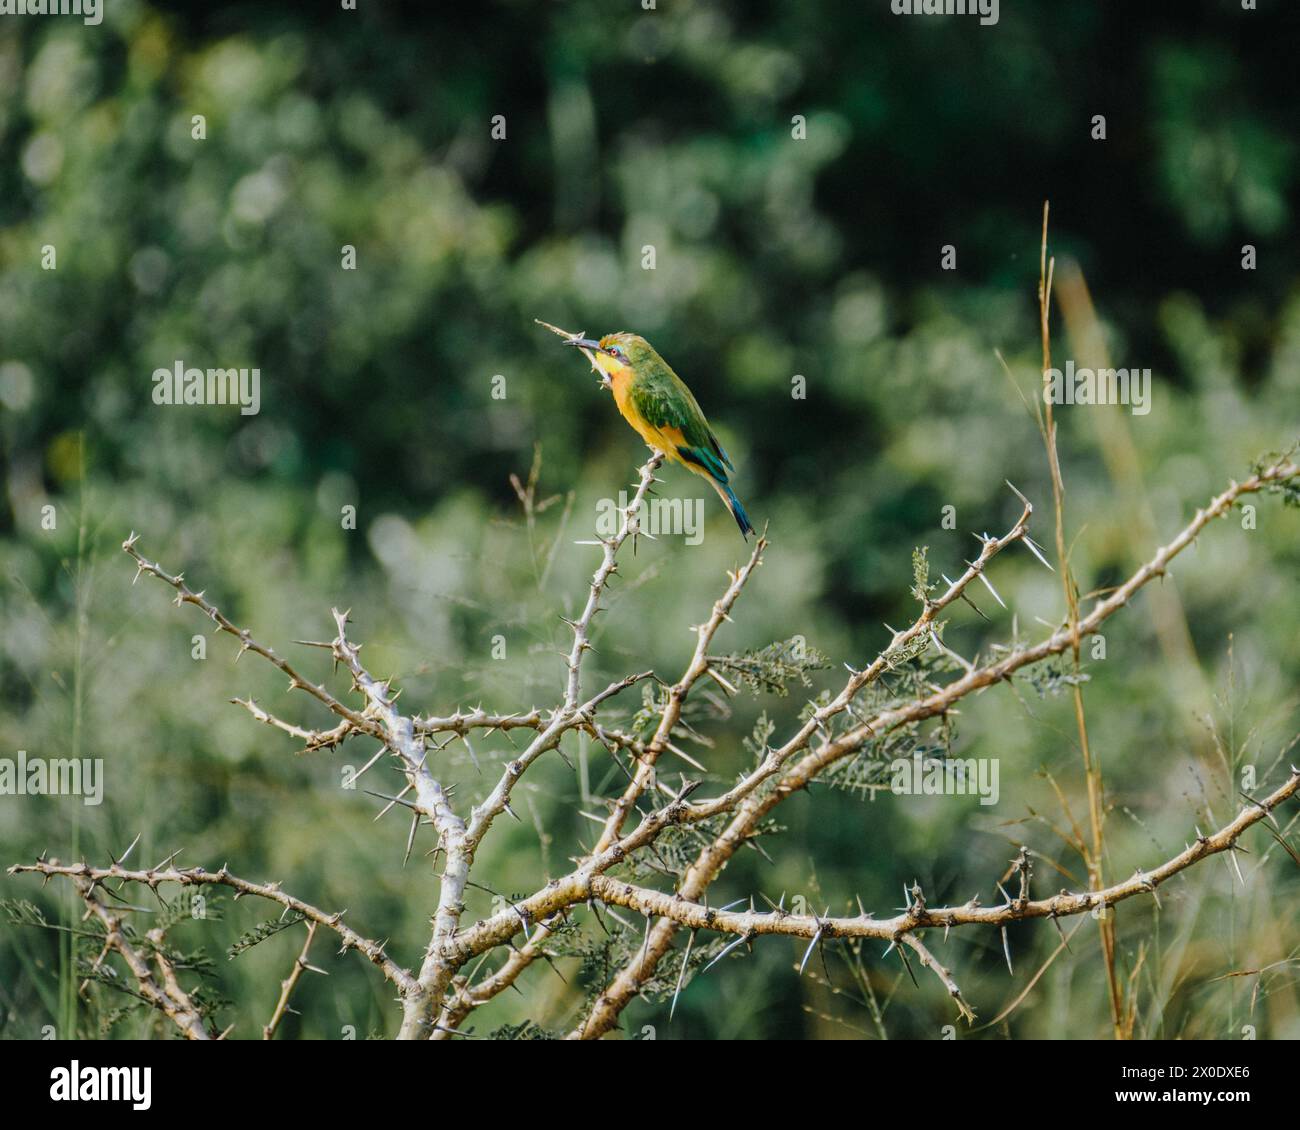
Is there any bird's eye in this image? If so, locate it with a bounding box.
[608,345,623,359]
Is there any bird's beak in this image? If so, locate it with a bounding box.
[564,337,607,354]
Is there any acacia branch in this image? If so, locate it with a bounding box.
[456,452,664,857]
[416,708,549,737]
[580,763,1297,1019]
[325,606,473,1039]
[121,534,379,738]
[438,493,1029,1026]
[395,455,674,1036]
[571,457,1297,1036]
[10,859,415,994]
[593,535,767,855]
[80,451,1297,1040]
[233,697,356,753]
[565,453,665,710]
[439,489,1032,1012]
[110,456,680,1039]
[414,708,649,767]
[264,922,321,1040]
[462,669,654,853]
[69,877,214,1040]
[437,538,769,1033]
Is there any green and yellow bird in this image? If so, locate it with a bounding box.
[560,330,754,539]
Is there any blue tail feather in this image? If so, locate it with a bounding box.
[680,443,754,539]
[721,482,755,540]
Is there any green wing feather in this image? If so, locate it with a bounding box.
[630,364,735,482]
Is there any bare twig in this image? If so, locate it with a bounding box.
[263,922,321,1040]
[121,534,378,736]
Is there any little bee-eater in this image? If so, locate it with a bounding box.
[556,329,755,539]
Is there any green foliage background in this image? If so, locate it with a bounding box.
[1,0,1298,1039]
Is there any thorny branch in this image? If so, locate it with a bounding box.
[264,922,321,1040]
[568,457,1299,1037]
[583,765,1298,1010]
[435,459,1298,1038]
[23,457,676,1038]
[9,858,416,994]
[69,870,214,1041]
[441,478,1038,1023]
[12,446,1298,1039]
